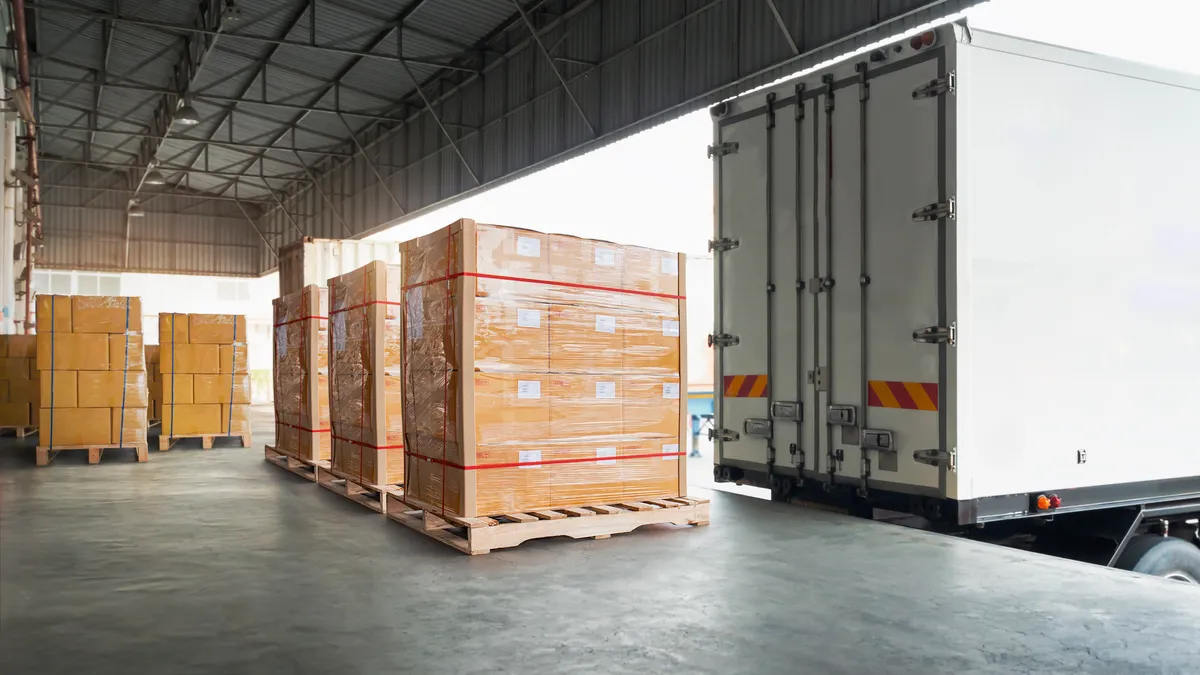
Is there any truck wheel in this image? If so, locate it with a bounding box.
[1115,535,1200,583]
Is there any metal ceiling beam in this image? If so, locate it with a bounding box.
[129,0,228,198]
[336,112,405,215]
[511,0,595,137]
[89,2,118,160]
[40,156,308,182]
[234,199,279,261]
[27,1,482,73]
[36,121,353,157]
[764,0,801,55]
[32,74,478,127]
[40,182,275,204]
[224,0,438,205]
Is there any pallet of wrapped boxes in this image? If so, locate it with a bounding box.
[266,284,332,481]
[387,219,708,554]
[320,261,405,513]
[35,295,149,466]
[159,313,251,450]
[146,344,161,424]
[0,335,39,438]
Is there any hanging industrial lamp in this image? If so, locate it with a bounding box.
[145,168,166,185]
[176,98,201,126]
[128,200,145,217]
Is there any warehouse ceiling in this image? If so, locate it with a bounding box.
[22,0,982,275]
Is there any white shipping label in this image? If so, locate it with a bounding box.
[595,315,617,334]
[662,320,680,337]
[596,381,617,399]
[516,236,541,257]
[662,382,680,399]
[517,380,542,399]
[519,450,542,469]
[595,447,617,465]
[594,247,616,266]
[662,443,680,460]
[516,308,541,328]
[661,256,679,275]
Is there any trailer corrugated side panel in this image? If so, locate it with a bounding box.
[277,238,402,297]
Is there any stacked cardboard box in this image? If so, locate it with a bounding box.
[401,219,686,518]
[328,261,404,486]
[160,313,251,438]
[0,335,39,429]
[146,344,161,421]
[273,285,331,462]
[35,295,148,447]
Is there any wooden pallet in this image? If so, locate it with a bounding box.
[36,443,149,466]
[158,432,252,451]
[315,465,403,514]
[0,426,37,439]
[386,495,710,555]
[264,445,329,482]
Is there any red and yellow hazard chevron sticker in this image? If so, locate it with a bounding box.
[723,374,769,398]
[867,380,938,411]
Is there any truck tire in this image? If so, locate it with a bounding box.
[1114,535,1200,583]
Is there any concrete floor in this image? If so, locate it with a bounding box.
[2,407,1198,674]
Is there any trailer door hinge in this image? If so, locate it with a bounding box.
[709,427,740,443]
[912,71,955,100]
[912,197,955,222]
[913,448,956,471]
[707,142,740,159]
[708,237,740,253]
[913,322,956,347]
[708,333,740,348]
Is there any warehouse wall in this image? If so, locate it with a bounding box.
[254,0,977,274]
[40,166,262,276]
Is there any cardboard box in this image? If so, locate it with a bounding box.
[189,314,248,345]
[160,374,194,405]
[219,344,249,374]
[36,295,73,333]
[473,299,550,372]
[111,407,148,445]
[622,375,682,438]
[2,335,37,358]
[623,311,682,373]
[39,370,78,408]
[77,371,149,408]
[161,404,221,436]
[159,344,220,374]
[548,304,624,373]
[221,404,251,435]
[71,296,142,333]
[1,357,32,380]
[6,377,39,406]
[549,234,624,289]
[159,314,189,345]
[474,372,550,444]
[0,402,31,426]
[37,333,109,371]
[39,407,111,446]
[108,333,146,371]
[193,374,250,404]
[548,374,623,441]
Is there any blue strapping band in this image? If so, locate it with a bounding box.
[118,298,130,451]
[227,317,237,436]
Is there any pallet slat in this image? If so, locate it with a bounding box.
[159,433,252,451]
[0,426,37,439]
[316,465,402,514]
[386,494,709,555]
[263,445,329,482]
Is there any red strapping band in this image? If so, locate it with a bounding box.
[407,448,684,470]
[332,434,405,450]
[277,421,331,434]
[329,300,404,315]
[402,272,685,300]
[272,315,328,327]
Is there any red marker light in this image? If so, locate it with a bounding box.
[921,31,936,46]
[1036,495,1051,510]
[909,35,924,50]
[1048,495,1062,509]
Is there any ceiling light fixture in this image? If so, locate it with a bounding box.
[221,0,243,25]
[176,98,200,126]
[128,200,145,217]
[145,168,166,185]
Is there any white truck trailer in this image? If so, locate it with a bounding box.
[709,23,1200,580]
